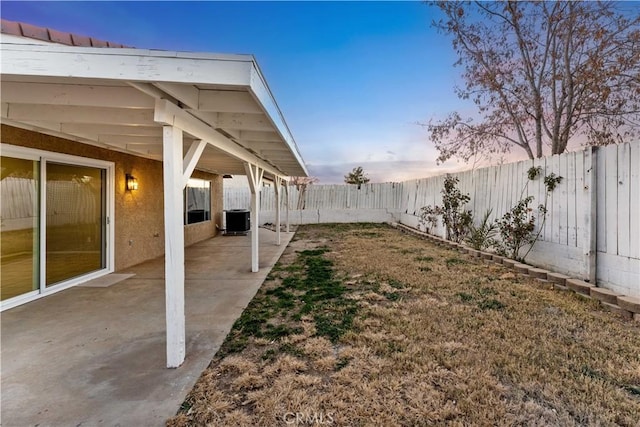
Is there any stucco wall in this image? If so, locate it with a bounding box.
[1,125,223,271]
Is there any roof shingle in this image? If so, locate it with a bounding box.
[0,18,130,48]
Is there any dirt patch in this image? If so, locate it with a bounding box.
[168,224,640,426]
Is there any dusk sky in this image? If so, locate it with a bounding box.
[2,1,491,183]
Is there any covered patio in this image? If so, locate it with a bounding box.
[1,228,294,426]
[1,20,308,373]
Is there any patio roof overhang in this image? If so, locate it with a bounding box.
[0,35,309,180]
[1,32,303,368]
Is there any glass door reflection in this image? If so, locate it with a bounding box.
[0,156,40,300]
[45,163,106,286]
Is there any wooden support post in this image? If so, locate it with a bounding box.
[163,125,186,368]
[244,163,264,272]
[274,176,282,245]
[285,183,290,233]
[583,146,597,283]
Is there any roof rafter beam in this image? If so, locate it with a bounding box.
[2,103,154,125]
[127,82,180,106]
[199,112,273,132]
[153,82,199,110]
[4,119,102,146]
[124,143,163,155]
[258,149,293,157]
[1,81,154,109]
[61,123,162,137]
[198,90,262,114]
[239,130,280,142]
[153,98,285,178]
[241,141,285,151]
[97,135,164,145]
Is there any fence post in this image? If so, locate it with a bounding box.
[583,146,598,283]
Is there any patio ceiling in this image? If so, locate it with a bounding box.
[0,35,308,179]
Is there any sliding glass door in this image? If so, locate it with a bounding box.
[1,147,113,308]
[45,163,106,286]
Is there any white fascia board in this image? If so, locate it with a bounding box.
[0,42,254,87]
[248,61,309,177]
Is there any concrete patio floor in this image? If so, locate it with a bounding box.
[1,228,294,426]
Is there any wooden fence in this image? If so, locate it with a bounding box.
[224,182,403,212]
[224,142,639,297]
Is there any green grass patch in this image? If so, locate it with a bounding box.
[383,291,401,301]
[388,279,407,289]
[445,257,467,267]
[216,241,358,356]
[456,292,474,302]
[477,287,498,297]
[261,348,278,361]
[278,342,306,358]
[314,304,357,342]
[335,356,352,371]
[477,299,506,310]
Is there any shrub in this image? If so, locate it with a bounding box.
[419,175,472,242]
[465,209,498,251]
[494,196,537,261]
[418,205,442,234]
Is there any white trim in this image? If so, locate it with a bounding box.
[0,268,112,311]
[0,144,115,311]
[0,290,40,311]
[1,42,254,86]
[39,158,47,293]
[1,143,117,170]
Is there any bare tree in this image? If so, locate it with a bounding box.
[426,1,640,163]
[289,176,318,210]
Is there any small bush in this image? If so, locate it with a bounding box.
[465,209,498,251]
[419,175,472,242]
[494,196,537,261]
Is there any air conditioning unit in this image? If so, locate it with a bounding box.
[225,209,250,235]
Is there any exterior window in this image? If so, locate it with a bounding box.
[184,178,211,225]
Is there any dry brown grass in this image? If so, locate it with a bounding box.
[168,224,640,426]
